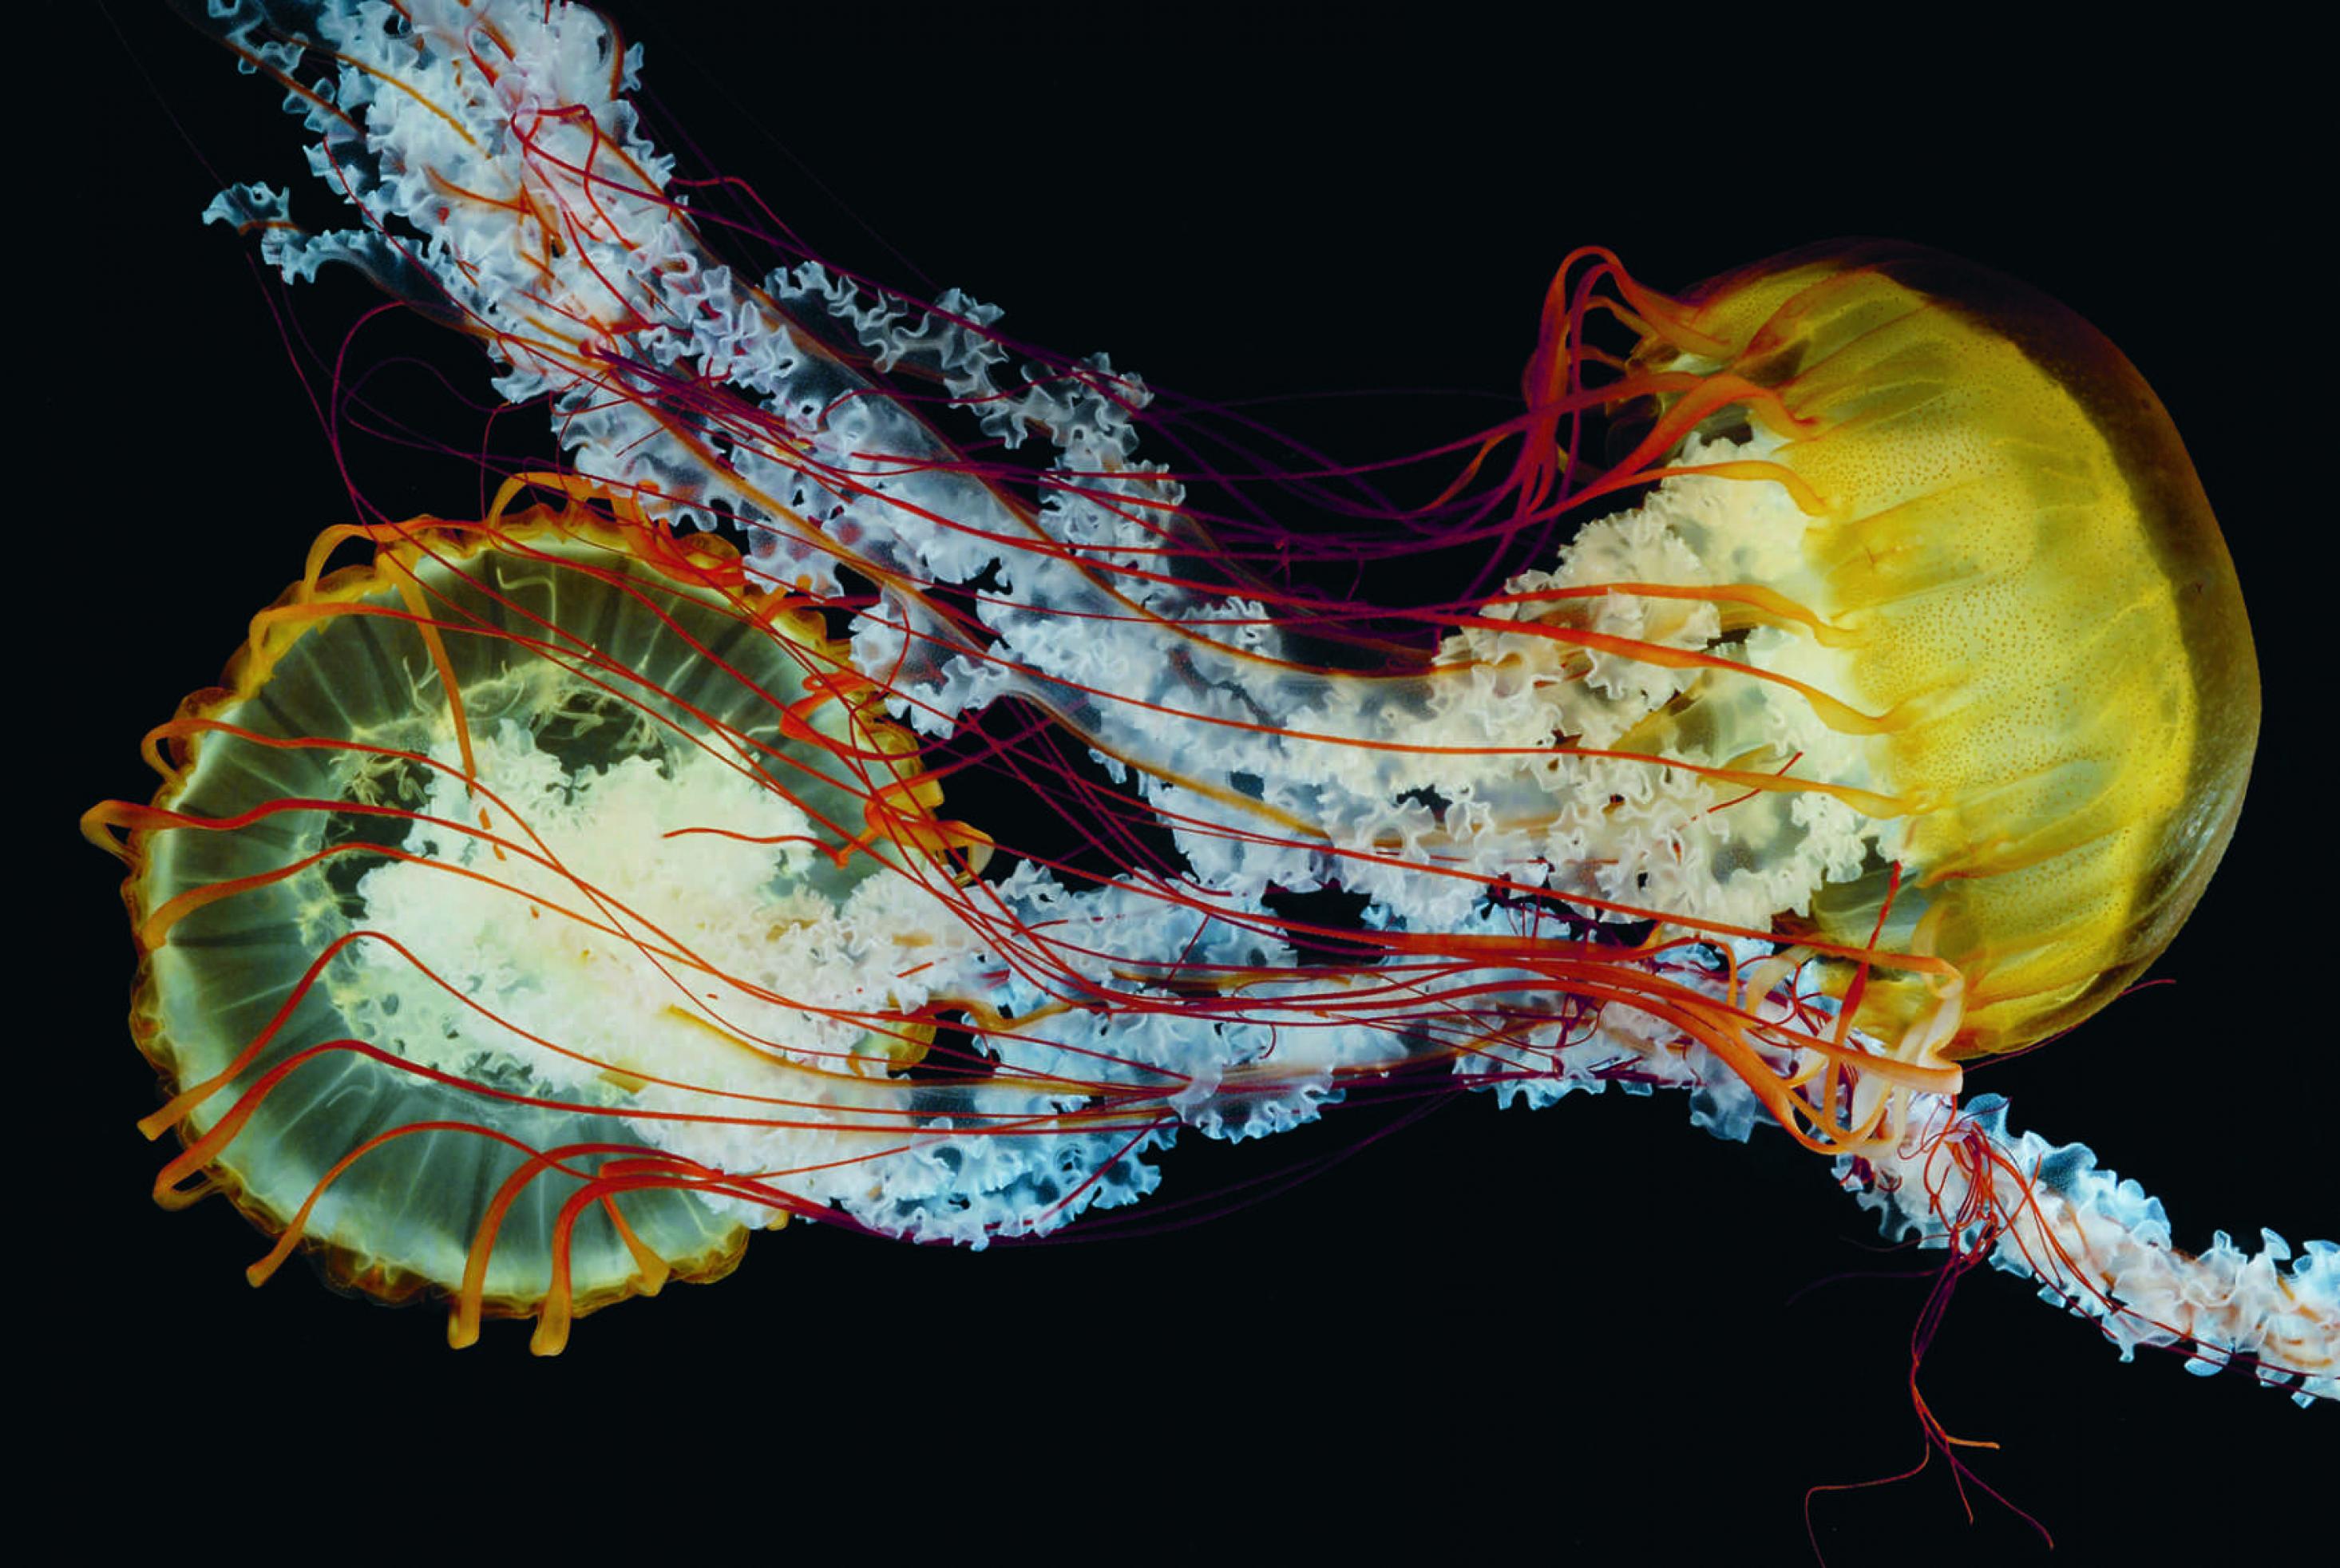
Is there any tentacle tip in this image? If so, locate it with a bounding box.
[152,1175,216,1212]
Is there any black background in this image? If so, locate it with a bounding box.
[46,6,2328,1562]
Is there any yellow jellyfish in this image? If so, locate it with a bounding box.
[87,499,993,1351]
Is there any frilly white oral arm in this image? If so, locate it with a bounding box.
[201,1,1887,942]
[1843,1094,2338,1408]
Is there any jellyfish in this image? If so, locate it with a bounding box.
[81,2,2325,1541]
